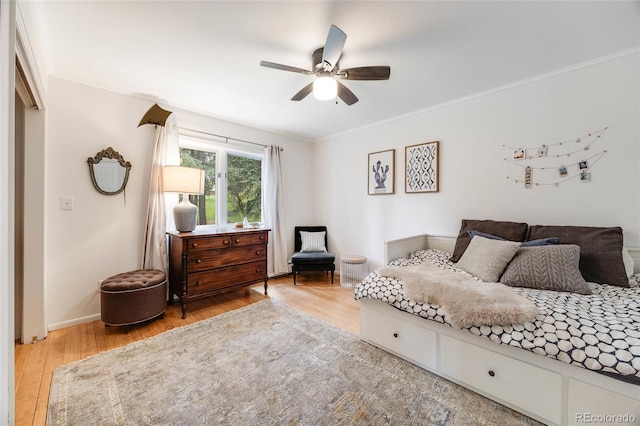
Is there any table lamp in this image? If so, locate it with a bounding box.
[162,165,205,232]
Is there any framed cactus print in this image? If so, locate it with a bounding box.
[368,149,395,195]
[405,141,439,193]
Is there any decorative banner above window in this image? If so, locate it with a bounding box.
[138,103,173,127]
[503,127,608,187]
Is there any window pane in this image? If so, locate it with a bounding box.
[227,154,262,224]
[179,148,216,225]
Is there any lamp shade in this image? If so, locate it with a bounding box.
[313,76,337,100]
[162,166,205,232]
[162,166,205,194]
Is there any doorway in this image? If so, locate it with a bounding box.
[14,57,46,344]
[14,87,25,342]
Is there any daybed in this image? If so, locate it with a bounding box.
[356,221,640,426]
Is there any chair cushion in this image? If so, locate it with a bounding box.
[291,252,335,264]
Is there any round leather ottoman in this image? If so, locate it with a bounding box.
[100,269,167,332]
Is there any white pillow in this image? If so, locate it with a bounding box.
[300,231,327,253]
[455,236,521,282]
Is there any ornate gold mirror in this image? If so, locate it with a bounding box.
[87,147,132,195]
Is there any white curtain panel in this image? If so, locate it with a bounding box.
[263,145,289,276]
[141,115,180,271]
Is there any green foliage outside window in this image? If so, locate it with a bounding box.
[180,148,216,224]
[227,155,262,223]
[179,148,262,225]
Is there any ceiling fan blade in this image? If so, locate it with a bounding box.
[291,82,314,101]
[340,66,391,81]
[321,25,347,71]
[337,81,358,105]
[260,61,312,75]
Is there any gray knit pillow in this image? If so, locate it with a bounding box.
[454,236,521,282]
[500,245,591,295]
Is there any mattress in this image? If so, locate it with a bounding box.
[355,249,640,382]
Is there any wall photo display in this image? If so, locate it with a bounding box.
[503,127,608,187]
[405,141,439,193]
[368,149,395,195]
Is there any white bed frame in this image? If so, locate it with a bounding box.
[360,234,640,426]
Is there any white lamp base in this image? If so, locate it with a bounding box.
[173,196,198,232]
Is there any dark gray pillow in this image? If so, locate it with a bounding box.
[500,245,591,295]
[450,219,528,263]
[527,225,627,287]
[468,230,559,247]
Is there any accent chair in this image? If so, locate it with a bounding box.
[290,226,335,285]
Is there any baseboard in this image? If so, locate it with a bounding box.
[48,313,101,332]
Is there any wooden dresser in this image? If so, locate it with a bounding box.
[167,227,269,318]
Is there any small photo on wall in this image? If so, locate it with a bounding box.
[579,160,589,170]
[559,166,568,177]
[513,149,525,160]
[580,172,591,182]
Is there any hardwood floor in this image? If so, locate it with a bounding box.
[14,273,359,426]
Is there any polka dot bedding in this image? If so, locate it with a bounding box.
[355,249,640,382]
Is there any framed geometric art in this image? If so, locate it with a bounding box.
[368,149,395,195]
[405,141,439,193]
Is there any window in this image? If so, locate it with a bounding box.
[179,135,262,227]
[226,154,262,224]
[179,147,217,224]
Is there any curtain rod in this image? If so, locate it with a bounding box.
[178,126,283,151]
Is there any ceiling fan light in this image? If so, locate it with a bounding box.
[313,77,337,100]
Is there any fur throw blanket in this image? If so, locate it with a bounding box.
[377,263,539,329]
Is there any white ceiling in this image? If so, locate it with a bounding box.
[41,1,639,141]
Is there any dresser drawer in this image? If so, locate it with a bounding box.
[440,335,561,424]
[229,231,268,247]
[187,245,267,272]
[187,261,266,295]
[361,308,437,370]
[186,235,231,252]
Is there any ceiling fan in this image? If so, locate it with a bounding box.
[260,25,391,106]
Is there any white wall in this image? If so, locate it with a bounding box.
[45,76,314,329]
[314,52,640,270]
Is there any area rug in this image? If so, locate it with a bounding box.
[47,299,541,425]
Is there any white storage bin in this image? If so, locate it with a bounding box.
[340,255,368,287]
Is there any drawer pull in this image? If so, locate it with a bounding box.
[256,268,263,273]
[195,280,201,287]
[223,240,229,245]
[235,238,240,243]
[255,250,262,255]
[192,242,198,248]
[393,333,398,338]
[196,259,202,264]
[259,235,265,240]
[488,370,495,377]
